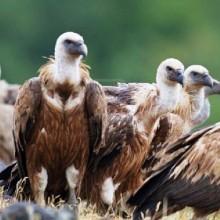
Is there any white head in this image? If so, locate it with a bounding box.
[184,65,213,91]
[55,32,88,62]
[156,58,184,87]
[54,32,88,84]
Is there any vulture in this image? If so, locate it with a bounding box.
[192,78,220,126]
[169,65,214,133]
[0,80,19,165]
[81,58,185,212]
[0,80,19,105]
[142,65,216,178]
[0,32,107,208]
[104,58,184,135]
[127,122,220,220]
[0,104,15,164]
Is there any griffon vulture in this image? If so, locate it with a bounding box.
[128,122,220,220]
[142,65,215,178]
[0,80,19,105]
[177,65,213,131]
[0,104,15,165]
[192,78,220,126]
[105,58,184,134]
[81,58,185,212]
[0,32,107,208]
[0,81,19,165]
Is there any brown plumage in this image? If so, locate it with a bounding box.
[141,65,216,178]
[0,80,19,165]
[141,112,184,178]
[1,32,107,207]
[82,113,149,212]
[105,58,184,136]
[0,104,15,164]
[128,122,220,220]
[81,58,185,212]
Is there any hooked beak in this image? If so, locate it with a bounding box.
[66,41,88,57]
[203,75,213,88]
[78,44,88,58]
[176,74,184,87]
[175,70,184,86]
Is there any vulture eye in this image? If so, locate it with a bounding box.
[64,39,73,44]
[166,66,173,71]
[191,71,199,76]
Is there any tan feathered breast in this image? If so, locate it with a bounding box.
[13,60,107,201]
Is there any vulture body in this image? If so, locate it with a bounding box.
[141,65,215,179]
[0,80,19,165]
[105,58,184,135]
[0,32,107,207]
[81,58,185,212]
[0,104,15,164]
[0,80,19,105]
[128,122,220,220]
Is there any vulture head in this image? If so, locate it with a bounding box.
[53,32,88,84]
[184,65,213,90]
[205,79,220,97]
[156,58,184,87]
[55,32,88,61]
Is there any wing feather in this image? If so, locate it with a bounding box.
[128,122,220,218]
[85,81,107,155]
[13,77,42,178]
[89,113,134,171]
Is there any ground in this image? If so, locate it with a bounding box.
[0,189,220,220]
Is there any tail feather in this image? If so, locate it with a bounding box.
[0,162,19,196]
[0,162,16,180]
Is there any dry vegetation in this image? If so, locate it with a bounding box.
[0,186,220,220]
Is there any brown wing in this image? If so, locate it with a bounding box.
[86,82,135,171]
[128,122,220,219]
[89,113,135,171]
[104,85,137,106]
[85,81,107,156]
[142,113,185,176]
[13,77,42,178]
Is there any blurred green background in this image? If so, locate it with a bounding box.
[0,0,220,125]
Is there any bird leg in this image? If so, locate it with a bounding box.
[30,167,48,206]
[65,165,79,213]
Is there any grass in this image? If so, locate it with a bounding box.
[0,187,220,219]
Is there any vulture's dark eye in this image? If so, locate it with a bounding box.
[64,39,73,44]
[166,66,173,71]
[191,71,199,76]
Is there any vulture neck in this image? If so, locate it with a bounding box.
[191,99,210,126]
[157,80,181,110]
[54,56,81,85]
[184,86,206,122]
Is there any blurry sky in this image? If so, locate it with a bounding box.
[0,0,220,124]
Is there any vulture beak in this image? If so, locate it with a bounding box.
[175,69,184,86]
[205,79,220,96]
[77,43,88,58]
[65,41,88,57]
[212,80,220,93]
[203,75,213,88]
